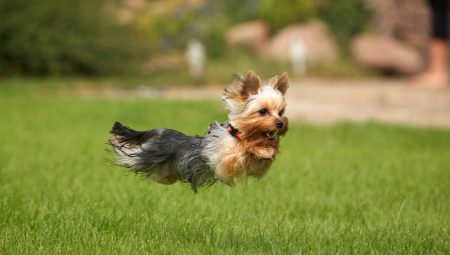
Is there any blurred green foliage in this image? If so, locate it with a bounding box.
[0,0,147,75]
[317,0,371,52]
[258,0,319,29]
[134,2,227,58]
[134,0,371,59]
[0,0,371,76]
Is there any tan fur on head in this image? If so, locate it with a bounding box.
[222,70,289,160]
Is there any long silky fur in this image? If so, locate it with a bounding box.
[109,122,216,192]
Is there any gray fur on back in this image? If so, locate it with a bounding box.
[110,126,217,192]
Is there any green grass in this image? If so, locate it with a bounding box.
[0,85,449,254]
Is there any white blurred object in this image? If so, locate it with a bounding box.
[290,36,307,75]
[186,39,206,77]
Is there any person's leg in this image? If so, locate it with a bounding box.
[430,0,448,40]
[412,0,449,88]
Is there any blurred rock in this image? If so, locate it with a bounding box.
[267,21,338,64]
[351,34,423,74]
[365,0,430,54]
[226,20,270,52]
[186,39,206,77]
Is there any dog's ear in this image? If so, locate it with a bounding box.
[223,70,261,112]
[269,72,289,95]
[242,70,261,96]
[225,70,261,98]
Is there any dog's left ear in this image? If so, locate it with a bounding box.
[269,72,289,95]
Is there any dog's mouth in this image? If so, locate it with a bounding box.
[264,131,279,140]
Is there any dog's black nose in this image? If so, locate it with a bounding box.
[276,121,284,129]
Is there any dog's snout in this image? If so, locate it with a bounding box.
[276,120,284,129]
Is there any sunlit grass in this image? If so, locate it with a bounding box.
[0,85,448,254]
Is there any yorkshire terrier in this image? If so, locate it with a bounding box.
[108,70,288,192]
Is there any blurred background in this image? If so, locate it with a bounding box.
[1,2,449,253]
[0,0,449,127]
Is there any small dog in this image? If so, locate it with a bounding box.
[108,70,288,192]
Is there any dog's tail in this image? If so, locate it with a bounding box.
[108,122,185,186]
[108,122,216,191]
[108,122,152,170]
[110,122,148,145]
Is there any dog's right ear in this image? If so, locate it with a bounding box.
[224,70,261,98]
[223,70,261,113]
[242,70,261,96]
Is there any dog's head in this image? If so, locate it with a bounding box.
[223,70,289,144]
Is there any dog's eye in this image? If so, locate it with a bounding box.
[279,109,285,116]
[259,108,268,115]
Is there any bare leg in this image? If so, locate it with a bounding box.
[411,0,448,88]
[412,39,449,88]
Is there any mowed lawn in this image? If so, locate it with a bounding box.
[0,84,449,254]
